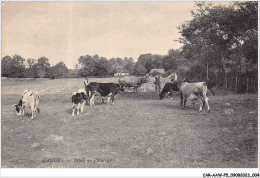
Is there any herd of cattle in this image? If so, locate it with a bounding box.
[12,75,211,119]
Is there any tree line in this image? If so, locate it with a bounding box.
[76,52,181,77]
[2,55,68,79]
[1,2,257,92]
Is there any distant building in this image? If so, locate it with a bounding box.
[114,72,129,77]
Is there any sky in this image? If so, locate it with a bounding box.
[2,1,197,69]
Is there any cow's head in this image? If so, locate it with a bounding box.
[159,91,164,100]
[12,99,23,116]
[116,84,125,94]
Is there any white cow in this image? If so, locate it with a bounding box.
[12,89,40,120]
[179,82,210,112]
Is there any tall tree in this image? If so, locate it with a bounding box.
[27,58,36,69]
[78,55,97,76]
[35,57,50,78]
[178,1,257,89]
[123,57,135,74]
[93,57,112,76]
[1,55,12,77]
[50,62,69,78]
[1,55,26,77]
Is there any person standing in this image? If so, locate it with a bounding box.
[154,74,161,93]
[84,76,89,87]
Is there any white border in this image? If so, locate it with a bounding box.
[1,168,259,177]
[1,0,259,177]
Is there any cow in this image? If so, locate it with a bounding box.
[85,82,124,106]
[118,75,150,92]
[177,81,210,112]
[12,89,40,120]
[159,82,179,100]
[160,81,210,112]
[71,88,87,116]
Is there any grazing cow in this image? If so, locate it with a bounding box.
[118,75,150,92]
[12,89,40,120]
[71,88,87,116]
[85,82,124,106]
[177,81,210,112]
[159,82,179,100]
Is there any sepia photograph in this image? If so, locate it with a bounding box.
[1,0,258,175]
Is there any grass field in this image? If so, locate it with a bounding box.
[1,77,258,168]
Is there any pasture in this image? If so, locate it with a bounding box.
[1,77,258,168]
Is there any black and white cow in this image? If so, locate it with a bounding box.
[12,89,40,120]
[159,82,179,100]
[85,82,124,106]
[71,88,87,116]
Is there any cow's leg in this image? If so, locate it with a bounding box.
[102,97,105,104]
[21,109,24,117]
[169,88,173,99]
[202,97,206,109]
[31,111,35,120]
[37,107,40,113]
[182,97,186,109]
[89,95,92,106]
[30,105,35,120]
[92,95,95,106]
[107,93,112,104]
[89,97,92,106]
[35,96,40,114]
[111,93,115,105]
[183,98,187,106]
[198,96,203,112]
[180,94,184,109]
[205,96,210,112]
[22,106,25,117]
[81,100,86,112]
[87,90,91,105]
[77,103,80,115]
[88,90,94,106]
[90,94,95,106]
[72,102,75,116]
[33,106,37,119]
